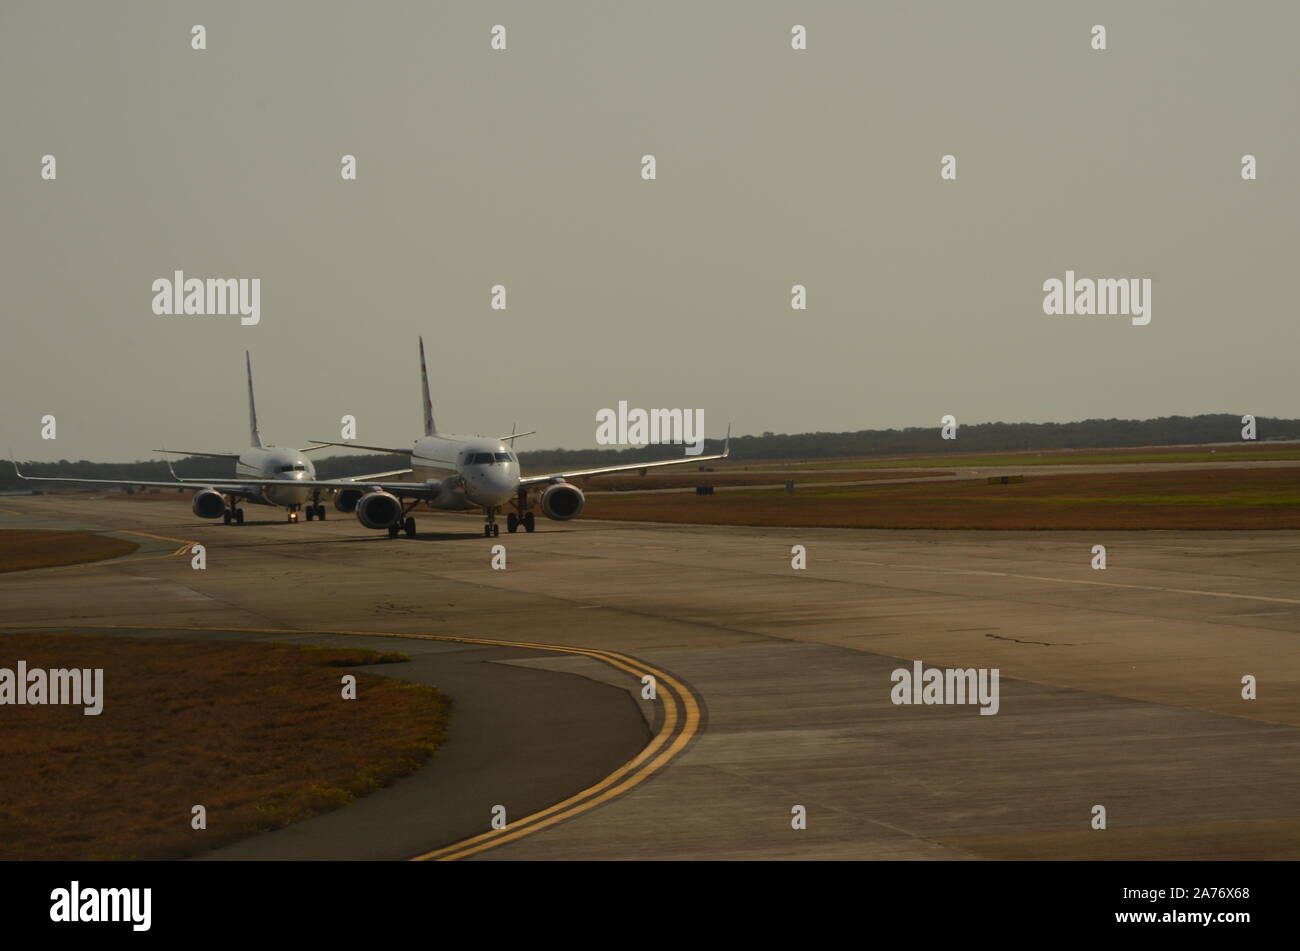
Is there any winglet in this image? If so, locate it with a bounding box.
[722,423,731,458]
[418,336,436,437]
[246,351,264,448]
[10,450,27,480]
[161,448,180,481]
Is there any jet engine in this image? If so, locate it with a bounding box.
[334,488,363,514]
[191,489,226,519]
[540,482,585,520]
[355,490,402,529]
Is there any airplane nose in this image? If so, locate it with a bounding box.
[274,472,311,504]
[469,468,514,505]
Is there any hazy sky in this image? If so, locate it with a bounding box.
[3,1,1298,461]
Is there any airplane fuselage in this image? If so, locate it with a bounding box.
[234,446,317,508]
[410,434,520,511]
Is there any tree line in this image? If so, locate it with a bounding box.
[2,414,1295,489]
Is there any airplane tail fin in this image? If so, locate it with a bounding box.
[246,351,264,448]
[418,336,437,436]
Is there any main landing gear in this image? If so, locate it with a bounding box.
[304,504,326,521]
[505,512,535,534]
[223,502,245,525]
[506,488,536,533]
[387,500,419,538]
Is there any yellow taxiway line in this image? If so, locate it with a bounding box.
[117,529,198,557]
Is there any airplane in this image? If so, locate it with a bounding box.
[233,336,731,538]
[13,353,410,524]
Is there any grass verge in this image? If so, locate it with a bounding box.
[582,467,1300,530]
[0,530,138,572]
[0,632,450,860]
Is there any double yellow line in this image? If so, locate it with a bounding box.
[118,529,198,559]
[406,635,700,861]
[32,623,701,861]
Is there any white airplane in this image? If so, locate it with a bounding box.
[270,336,730,538]
[14,353,409,524]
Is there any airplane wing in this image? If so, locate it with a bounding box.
[14,465,423,503]
[12,466,262,497]
[159,456,414,486]
[152,448,243,460]
[344,467,413,481]
[308,440,411,455]
[16,473,192,490]
[189,476,443,502]
[519,425,730,487]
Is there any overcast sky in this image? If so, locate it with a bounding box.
[3,1,1297,462]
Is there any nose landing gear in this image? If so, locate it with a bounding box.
[483,507,500,537]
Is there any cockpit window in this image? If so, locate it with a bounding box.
[277,465,307,472]
[494,452,511,462]
[470,453,494,464]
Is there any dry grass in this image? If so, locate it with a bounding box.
[738,441,1300,470]
[0,530,138,572]
[585,468,950,491]
[0,632,450,860]
[582,467,1300,530]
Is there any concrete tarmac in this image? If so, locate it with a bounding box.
[2,493,1297,859]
